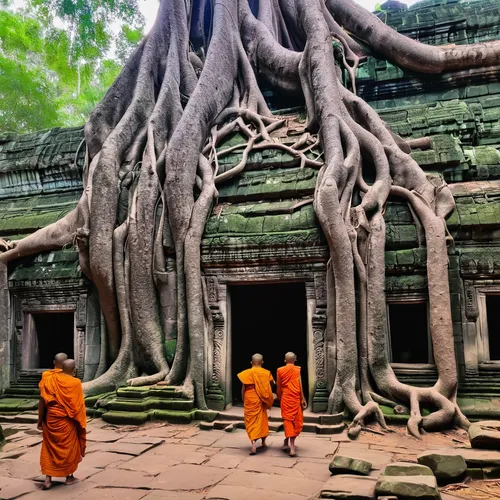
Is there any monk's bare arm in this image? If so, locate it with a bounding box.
[37,398,45,430]
[241,384,245,403]
[276,375,282,400]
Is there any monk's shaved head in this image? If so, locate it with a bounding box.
[251,353,264,366]
[62,359,76,375]
[285,352,297,363]
[54,352,68,368]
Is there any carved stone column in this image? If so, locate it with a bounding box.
[463,281,479,376]
[75,295,87,380]
[206,278,227,411]
[312,311,329,412]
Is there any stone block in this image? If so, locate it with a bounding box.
[329,455,371,476]
[320,475,377,499]
[483,466,500,479]
[469,420,500,449]
[465,467,484,480]
[417,451,467,480]
[384,462,433,477]
[375,475,440,499]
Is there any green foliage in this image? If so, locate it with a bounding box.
[29,0,144,62]
[0,0,144,133]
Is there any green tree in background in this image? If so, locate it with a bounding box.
[0,0,144,133]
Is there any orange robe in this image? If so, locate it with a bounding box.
[41,368,62,381]
[238,366,274,442]
[39,372,87,477]
[277,365,304,438]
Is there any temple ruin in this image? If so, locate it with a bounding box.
[1,0,500,428]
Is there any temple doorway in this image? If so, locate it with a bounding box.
[22,312,75,369]
[230,282,308,405]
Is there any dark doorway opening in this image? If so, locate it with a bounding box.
[33,313,74,368]
[486,295,500,360]
[388,302,430,364]
[230,282,308,404]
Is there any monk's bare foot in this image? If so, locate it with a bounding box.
[66,475,77,485]
[260,437,268,448]
[42,477,52,490]
[250,441,257,455]
[282,438,290,450]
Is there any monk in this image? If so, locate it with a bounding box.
[238,353,275,455]
[277,352,307,457]
[37,352,67,431]
[38,359,87,490]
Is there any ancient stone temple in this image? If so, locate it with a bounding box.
[1,0,500,423]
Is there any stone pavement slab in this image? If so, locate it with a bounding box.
[206,485,307,500]
[150,442,212,464]
[320,475,377,499]
[202,449,248,469]
[151,463,230,490]
[0,476,40,499]
[86,429,123,443]
[293,459,332,482]
[142,491,205,499]
[83,451,128,468]
[114,455,181,474]
[118,436,165,446]
[266,437,339,459]
[237,454,299,476]
[0,458,40,479]
[86,441,159,456]
[221,470,324,496]
[90,468,156,489]
[19,480,98,499]
[75,486,150,500]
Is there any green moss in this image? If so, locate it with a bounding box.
[102,410,149,425]
[164,339,177,365]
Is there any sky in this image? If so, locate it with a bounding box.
[138,0,420,33]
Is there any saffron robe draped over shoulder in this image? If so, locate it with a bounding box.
[277,365,304,438]
[39,372,87,477]
[41,368,62,381]
[238,367,274,442]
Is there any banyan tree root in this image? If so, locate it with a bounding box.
[1,0,497,434]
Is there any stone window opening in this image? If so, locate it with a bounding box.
[386,299,433,366]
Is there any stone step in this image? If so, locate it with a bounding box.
[5,387,40,396]
[115,386,185,399]
[0,412,38,424]
[108,397,195,412]
[100,408,218,426]
[216,410,343,426]
[201,418,345,435]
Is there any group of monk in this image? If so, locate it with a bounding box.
[34,350,303,490]
[37,352,87,490]
[238,352,306,456]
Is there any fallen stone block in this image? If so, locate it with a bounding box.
[469,421,500,450]
[321,475,377,499]
[329,455,372,476]
[465,467,484,480]
[483,465,500,479]
[420,447,500,467]
[417,451,466,480]
[384,462,434,477]
[375,475,440,499]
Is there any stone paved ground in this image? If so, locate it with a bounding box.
[0,417,490,500]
